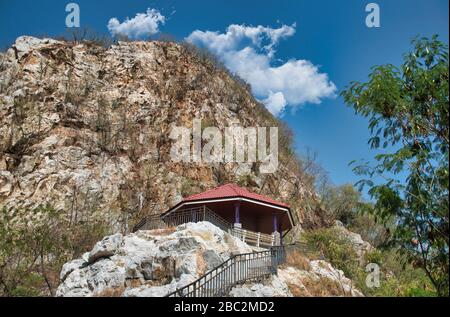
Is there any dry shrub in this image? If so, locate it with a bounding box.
[197,250,208,276]
[126,279,143,288]
[301,276,347,297]
[284,250,311,271]
[94,286,126,297]
[287,283,310,297]
[150,227,176,236]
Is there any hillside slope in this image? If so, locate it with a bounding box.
[0,36,327,232]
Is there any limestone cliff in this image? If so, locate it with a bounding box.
[0,36,327,232]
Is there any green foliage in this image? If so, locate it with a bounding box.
[0,205,108,296]
[341,35,449,296]
[236,174,253,187]
[180,178,196,197]
[303,228,360,279]
[348,211,393,248]
[303,228,437,297]
[319,182,391,247]
[9,273,44,297]
[361,249,437,297]
[364,249,384,265]
[321,183,365,225]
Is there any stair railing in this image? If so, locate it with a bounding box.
[166,245,286,297]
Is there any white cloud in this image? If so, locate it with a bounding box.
[263,92,287,116]
[107,8,165,39]
[186,24,336,116]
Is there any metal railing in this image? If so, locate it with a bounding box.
[132,214,167,231]
[232,227,279,248]
[132,206,231,232]
[166,245,286,297]
[132,206,280,248]
[163,206,232,232]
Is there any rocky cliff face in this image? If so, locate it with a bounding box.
[0,36,327,232]
[56,222,362,297]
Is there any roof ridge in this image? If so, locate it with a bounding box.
[184,183,232,199]
[225,183,241,195]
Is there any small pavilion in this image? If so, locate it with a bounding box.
[161,184,295,245]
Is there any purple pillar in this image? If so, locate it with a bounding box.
[272,213,278,233]
[279,222,283,245]
[234,201,241,225]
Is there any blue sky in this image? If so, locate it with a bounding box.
[0,0,448,193]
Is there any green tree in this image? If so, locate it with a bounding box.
[321,183,363,225]
[341,35,449,296]
[0,205,108,296]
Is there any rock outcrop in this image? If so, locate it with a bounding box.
[56,222,253,297]
[333,221,373,262]
[0,36,327,231]
[229,260,363,297]
[87,233,123,263]
[56,221,362,297]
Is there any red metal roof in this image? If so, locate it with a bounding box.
[183,183,289,209]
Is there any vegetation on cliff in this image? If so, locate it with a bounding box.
[342,36,449,296]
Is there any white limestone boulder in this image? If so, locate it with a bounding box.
[56,221,252,297]
[88,233,123,263]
